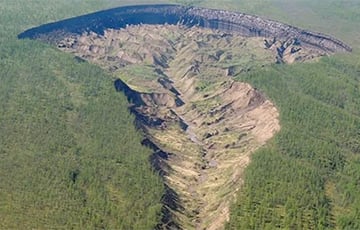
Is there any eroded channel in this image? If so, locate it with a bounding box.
[19,4,351,229]
[56,24,286,229]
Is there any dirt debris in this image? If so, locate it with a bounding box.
[58,24,285,230]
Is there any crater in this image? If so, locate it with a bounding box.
[19,4,351,230]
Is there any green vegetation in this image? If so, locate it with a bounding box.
[3,0,360,229]
[196,0,360,49]
[226,56,360,229]
[166,1,360,229]
[195,1,360,229]
[0,0,165,229]
[118,64,163,92]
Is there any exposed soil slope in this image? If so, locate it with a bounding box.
[19,4,351,54]
[56,24,283,229]
[18,4,352,229]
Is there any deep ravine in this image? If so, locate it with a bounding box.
[18,4,352,229]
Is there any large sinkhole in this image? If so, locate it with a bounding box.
[19,4,351,230]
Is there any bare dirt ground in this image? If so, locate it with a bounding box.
[57,24,326,229]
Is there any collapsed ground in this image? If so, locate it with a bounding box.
[56,24,337,229]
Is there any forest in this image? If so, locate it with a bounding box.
[227,55,360,229]
[1,0,360,229]
[0,0,165,229]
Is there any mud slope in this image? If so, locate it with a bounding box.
[18,5,351,230]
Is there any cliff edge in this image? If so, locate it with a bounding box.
[19,4,351,53]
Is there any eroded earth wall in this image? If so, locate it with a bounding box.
[19,4,351,53]
[18,4,352,230]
